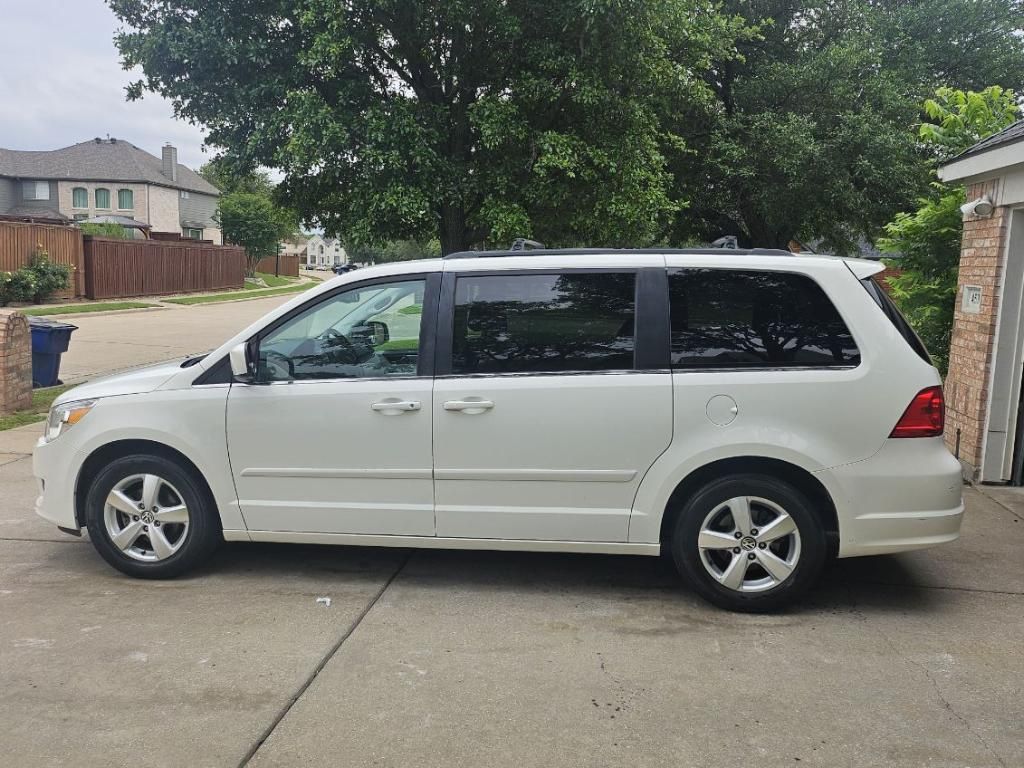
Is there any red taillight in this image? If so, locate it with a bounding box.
[890,386,945,438]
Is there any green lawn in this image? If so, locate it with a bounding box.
[255,272,298,288]
[0,384,75,432]
[164,282,311,306]
[26,301,158,317]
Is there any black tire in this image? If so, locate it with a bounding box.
[84,453,221,579]
[670,474,826,612]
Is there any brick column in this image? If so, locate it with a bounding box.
[943,179,1008,478]
[0,310,32,415]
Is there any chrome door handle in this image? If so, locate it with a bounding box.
[371,400,421,412]
[443,399,494,413]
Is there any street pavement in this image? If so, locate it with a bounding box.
[54,293,306,383]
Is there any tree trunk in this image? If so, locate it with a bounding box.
[439,203,468,255]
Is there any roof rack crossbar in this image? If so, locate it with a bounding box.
[442,247,794,260]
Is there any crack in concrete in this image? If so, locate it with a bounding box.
[976,487,1024,524]
[236,549,413,767]
[847,587,1008,768]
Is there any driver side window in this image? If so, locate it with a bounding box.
[258,278,427,381]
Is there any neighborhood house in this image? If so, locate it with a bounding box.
[0,138,222,243]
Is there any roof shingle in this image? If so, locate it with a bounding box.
[0,138,220,195]
[950,119,1024,162]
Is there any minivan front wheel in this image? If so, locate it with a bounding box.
[84,454,221,579]
[671,475,826,612]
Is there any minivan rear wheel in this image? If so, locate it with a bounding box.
[84,454,221,579]
[670,474,825,612]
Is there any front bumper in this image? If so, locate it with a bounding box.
[33,433,81,530]
[821,438,964,558]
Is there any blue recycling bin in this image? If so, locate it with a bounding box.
[28,317,78,388]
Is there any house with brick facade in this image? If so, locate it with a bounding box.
[0,138,222,243]
[938,119,1024,485]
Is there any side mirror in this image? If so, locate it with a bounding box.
[365,320,390,347]
[229,342,252,382]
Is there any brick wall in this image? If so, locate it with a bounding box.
[0,310,32,415]
[943,179,1007,477]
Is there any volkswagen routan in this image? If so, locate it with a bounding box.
[33,248,964,611]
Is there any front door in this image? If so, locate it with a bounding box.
[227,274,437,535]
[432,268,672,542]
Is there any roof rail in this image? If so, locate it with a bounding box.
[443,246,794,260]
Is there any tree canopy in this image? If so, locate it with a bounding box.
[668,0,1024,253]
[110,0,747,253]
[110,0,1024,254]
[880,86,1020,373]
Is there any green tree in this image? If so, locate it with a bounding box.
[199,158,275,197]
[217,192,295,276]
[667,0,1024,253]
[879,86,1020,374]
[109,0,748,254]
[200,158,301,237]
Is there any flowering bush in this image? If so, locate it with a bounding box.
[0,269,36,306]
[26,246,71,304]
[0,246,69,306]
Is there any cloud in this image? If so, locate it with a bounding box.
[0,0,209,170]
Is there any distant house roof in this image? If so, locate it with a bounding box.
[951,119,1024,162]
[0,138,220,195]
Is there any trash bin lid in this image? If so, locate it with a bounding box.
[27,316,79,331]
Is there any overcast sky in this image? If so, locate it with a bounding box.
[0,0,210,169]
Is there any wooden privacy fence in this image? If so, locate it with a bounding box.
[84,237,246,299]
[254,253,300,277]
[0,220,85,298]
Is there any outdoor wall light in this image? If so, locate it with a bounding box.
[960,197,994,217]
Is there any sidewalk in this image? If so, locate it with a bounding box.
[0,422,41,464]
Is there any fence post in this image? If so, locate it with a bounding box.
[0,310,32,415]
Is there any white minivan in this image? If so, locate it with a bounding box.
[33,248,964,611]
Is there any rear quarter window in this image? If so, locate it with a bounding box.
[859,277,932,365]
[669,269,860,369]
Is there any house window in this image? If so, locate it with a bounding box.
[95,188,111,209]
[117,189,134,209]
[180,190,190,199]
[183,228,203,240]
[72,187,88,208]
[22,181,50,201]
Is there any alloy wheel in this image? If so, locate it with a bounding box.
[103,473,190,562]
[696,495,801,593]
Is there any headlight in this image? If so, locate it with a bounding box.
[44,399,96,443]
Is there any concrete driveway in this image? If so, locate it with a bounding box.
[2,445,1022,767]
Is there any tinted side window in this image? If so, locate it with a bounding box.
[451,272,636,374]
[669,269,860,368]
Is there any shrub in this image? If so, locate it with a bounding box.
[0,269,37,306]
[79,222,131,239]
[0,271,12,307]
[24,247,71,304]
